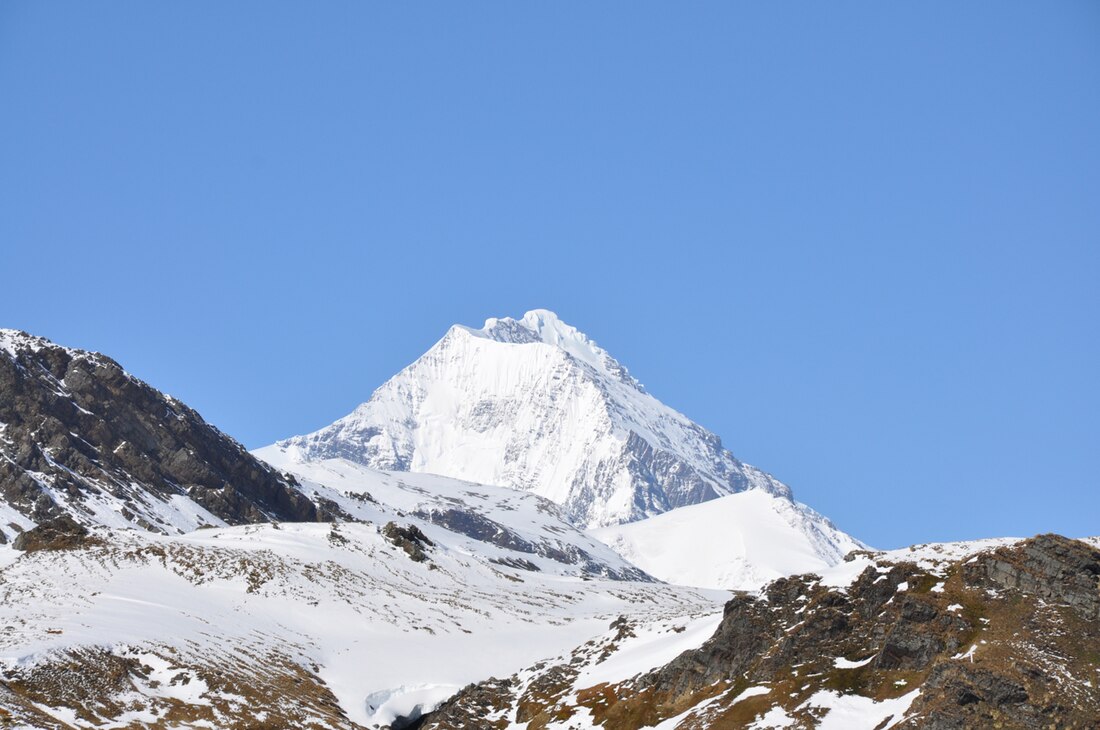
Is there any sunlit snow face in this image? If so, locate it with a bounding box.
[271,311,830,547]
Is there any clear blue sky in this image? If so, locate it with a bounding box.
[2,2,1097,548]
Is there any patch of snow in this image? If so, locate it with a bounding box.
[833,655,875,669]
[819,554,877,590]
[802,688,921,730]
[121,648,211,705]
[749,705,797,729]
[32,703,83,727]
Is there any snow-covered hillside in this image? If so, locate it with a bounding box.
[0,461,722,728]
[276,310,801,530]
[590,490,866,590]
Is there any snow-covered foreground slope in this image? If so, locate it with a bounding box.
[273,310,799,529]
[590,490,866,590]
[0,516,722,729]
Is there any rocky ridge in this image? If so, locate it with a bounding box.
[0,329,329,539]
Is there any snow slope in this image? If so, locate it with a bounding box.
[275,310,814,532]
[1,442,734,727]
[0,508,721,728]
[590,489,866,590]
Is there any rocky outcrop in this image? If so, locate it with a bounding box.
[0,330,330,532]
[423,535,1100,729]
[382,521,434,562]
[11,515,100,552]
[963,533,1100,620]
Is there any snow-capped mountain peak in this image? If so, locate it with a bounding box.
[274,310,815,532]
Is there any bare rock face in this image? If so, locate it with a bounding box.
[0,330,330,533]
[964,533,1100,620]
[422,535,1100,729]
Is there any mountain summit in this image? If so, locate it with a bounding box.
[274,310,839,536]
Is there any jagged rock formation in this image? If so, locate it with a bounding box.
[271,310,853,554]
[422,534,1100,729]
[0,329,328,538]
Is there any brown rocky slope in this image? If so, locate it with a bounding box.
[424,534,1100,729]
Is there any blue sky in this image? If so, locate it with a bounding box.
[2,2,1097,548]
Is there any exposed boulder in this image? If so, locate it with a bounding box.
[381,521,434,563]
